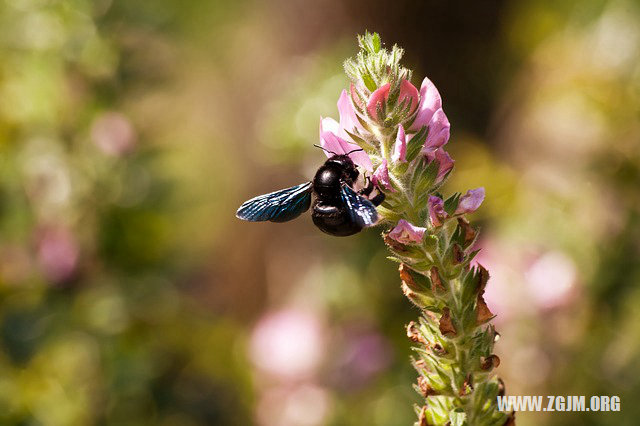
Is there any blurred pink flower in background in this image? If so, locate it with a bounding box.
[256,383,331,426]
[36,225,79,284]
[473,239,528,323]
[22,144,72,212]
[250,308,326,380]
[524,251,578,309]
[91,112,137,156]
[475,239,580,323]
[333,329,392,391]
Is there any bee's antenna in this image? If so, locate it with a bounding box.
[345,148,364,155]
[313,144,338,156]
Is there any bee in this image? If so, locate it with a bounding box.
[236,148,384,236]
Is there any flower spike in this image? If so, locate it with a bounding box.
[336,32,507,426]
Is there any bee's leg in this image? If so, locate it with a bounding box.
[369,191,385,206]
[358,178,375,197]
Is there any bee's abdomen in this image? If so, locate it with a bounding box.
[312,202,361,236]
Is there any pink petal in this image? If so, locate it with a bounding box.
[319,116,373,172]
[399,79,419,115]
[350,148,374,172]
[371,159,394,192]
[455,188,485,214]
[409,77,443,132]
[320,117,340,139]
[424,148,455,183]
[319,117,346,157]
[366,83,391,120]
[250,309,325,379]
[320,131,345,156]
[337,90,365,138]
[391,124,407,163]
[428,196,447,227]
[423,108,450,150]
[91,112,136,156]
[434,149,454,182]
[388,219,426,244]
[37,225,79,283]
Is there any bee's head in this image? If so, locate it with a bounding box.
[326,154,358,183]
[313,144,362,183]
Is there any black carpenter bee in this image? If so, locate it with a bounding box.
[236,148,384,236]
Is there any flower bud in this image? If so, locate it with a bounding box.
[476,292,495,325]
[438,307,457,337]
[460,374,473,396]
[418,406,430,426]
[407,321,427,344]
[456,217,478,247]
[480,355,501,371]
[399,263,427,293]
[417,376,439,397]
[429,266,445,293]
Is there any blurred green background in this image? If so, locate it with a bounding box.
[0,0,639,425]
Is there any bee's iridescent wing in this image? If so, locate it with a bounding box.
[236,182,313,223]
[340,184,378,228]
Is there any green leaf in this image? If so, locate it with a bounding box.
[362,72,377,92]
[371,32,381,52]
[344,129,375,151]
[466,249,481,263]
[406,126,428,162]
[444,193,461,216]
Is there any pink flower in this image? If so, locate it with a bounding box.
[366,80,419,121]
[409,77,443,132]
[91,112,136,156]
[257,384,331,426]
[391,125,407,163]
[388,219,426,244]
[428,196,447,227]
[366,83,390,121]
[249,308,325,380]
[455,188,485,214]
[428,188,484,227]
[423,108,450,150]
[36,225,79,283]
[403,77,450,150]
[334,329,392,390]
[425,148,454,183]
[525,251,577,310]
[337,89,365,137]
[398,79,420,113]
[319,117,373,172]
[372,159,394,192]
